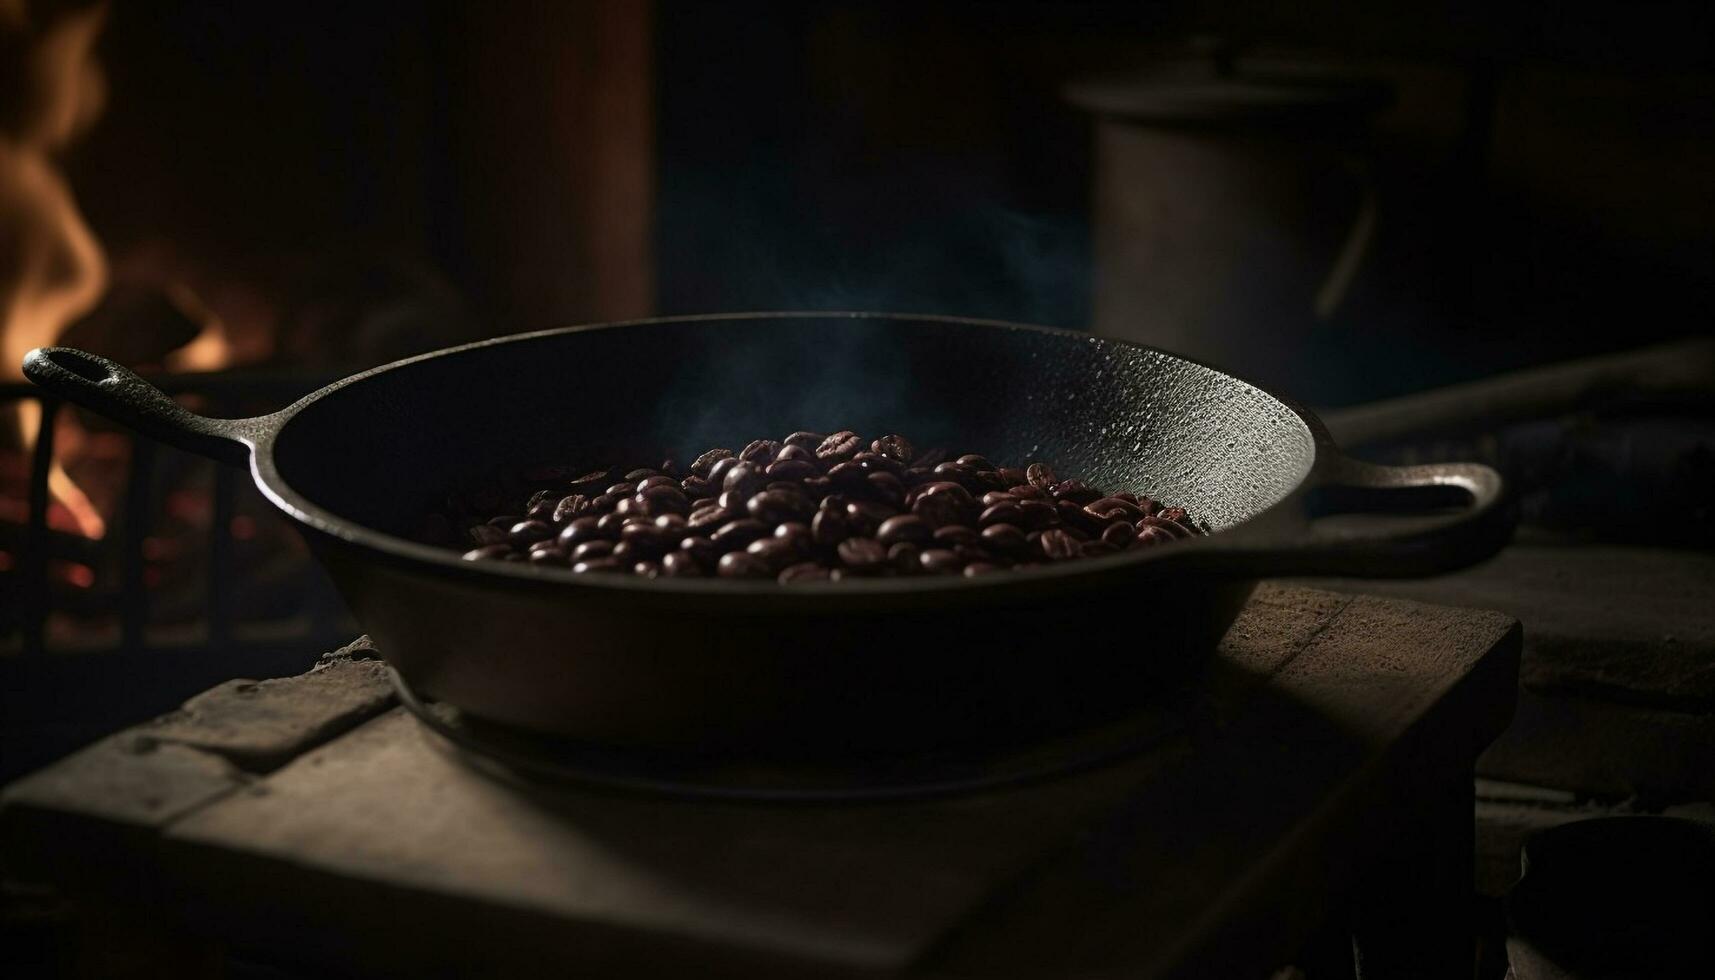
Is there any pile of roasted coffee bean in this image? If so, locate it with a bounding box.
[452,431,1203,582]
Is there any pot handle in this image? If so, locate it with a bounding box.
[22,347,262,466]
[1195,454,1513,578]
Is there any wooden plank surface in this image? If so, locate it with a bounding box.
[2,587,1519,979]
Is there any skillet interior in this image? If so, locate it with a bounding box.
[270,314,1315,546]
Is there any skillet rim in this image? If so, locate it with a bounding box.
[246,311,1327,600]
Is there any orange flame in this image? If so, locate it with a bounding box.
[2,2,110,538]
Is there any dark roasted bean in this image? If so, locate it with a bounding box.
[1102,521,1136,548]
[844,500,895,537]
[811,509,849,547]
[678,537,721,567]
[552,494,592,522]
[876,514,932,547]
[739,439,781,464]
[765,458,820,482]
[571,557,623,574]
[452,432,1205,581]
[865,471,906,507]
[508,520,556,545]
[716,552,770,579]
[711,518,770,551]
[872,433,914,462]
[816,430,864,461]
[690,448,734,477]
[778,561,829,584]
[706,456,741,488]
[571,540,615,562]
[836,537,888,571]
[721,462,765,499]
[746,536,801,571]
[748,489,810,525]
[1038,528,1080,561]
[980,523,1028,557]
[661,551,703,577]
[685,505,731,532]
[919,548,964,574]
[638,484,690,515]
[1134,524,1174,548]
[853,451,904,475]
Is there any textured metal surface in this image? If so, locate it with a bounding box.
[22,314,1511,746]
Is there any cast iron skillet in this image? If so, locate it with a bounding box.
[24,313,1511,757]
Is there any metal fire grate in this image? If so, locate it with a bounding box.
[2,370,353,777]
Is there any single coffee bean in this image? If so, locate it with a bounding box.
[526,490,557,519]
[765,458,820,482]
[801,476,833,498]
[739,439,781,464]
[678,537,722,566]
[996,467,1026,487]
[619,523,672,556]
[957,453,994,471]
[711,518,770,551]
[685,505,731,532]
[1056,499,1106,535]
[487,514,522,528]
[865,471,906,507]
[778,561,830,584]
[836,537,888,571]
[1085,496,1144,523]
[706,456,741,487]
[915,480,974,505]
[571,557,623,574]
[816,430,864,461]
[508,520,555,545]
[722,462,765,499]
[774,521,811,550]
[1102,521,1136,548]
[571,539,616,562]
[527,545,568,565]
[462,544,513,561]
[775,443,816,464]
[844,500,895,537]
[654,513,688,534]
[811,509,849,547]
[1158,506,1189,524]
[876,514,932,547]
[716,552,771,579]
[605,481,637,497]
[825,461,869,490]
[1038,528,1080,561]
[913,491,971,529]
[919,548,964,574]
[636,475,678,491]
[981,490,1017,508]
[746,536,801,571]
[1051,479,1103,505]
[783,431,824,450]
[552,494,592,522]
[978,501,1023,527]
[1025,462,1056,489]
[980,523,1028,556]
[624,467,659,482]
[748,489,809,525]
[1016,499,1057,529]
[872,433,914,462]
[633,560,661,578]
[853,451,904,475]
[887,541,921,573]
[1008,483,1045,500]
[690,448,734,478]
[963,561,1001,577]
[661,551,703,577]
[1134,524,1174,548]
[638,484,690,515]
[565,468,614,493]
[557,517,603,548]
[1138,515,1192,539]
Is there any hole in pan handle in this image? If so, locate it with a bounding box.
[21,346,267,466]
[1196,454,1514,578]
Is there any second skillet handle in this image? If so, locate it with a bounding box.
[22,347,264,466]
[1197,454,1514,578]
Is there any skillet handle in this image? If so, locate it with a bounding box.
[22,347,261,466]
[1196,455,1513,578]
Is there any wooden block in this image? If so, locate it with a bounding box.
[2,734,241,832]
[137,657,394,772]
